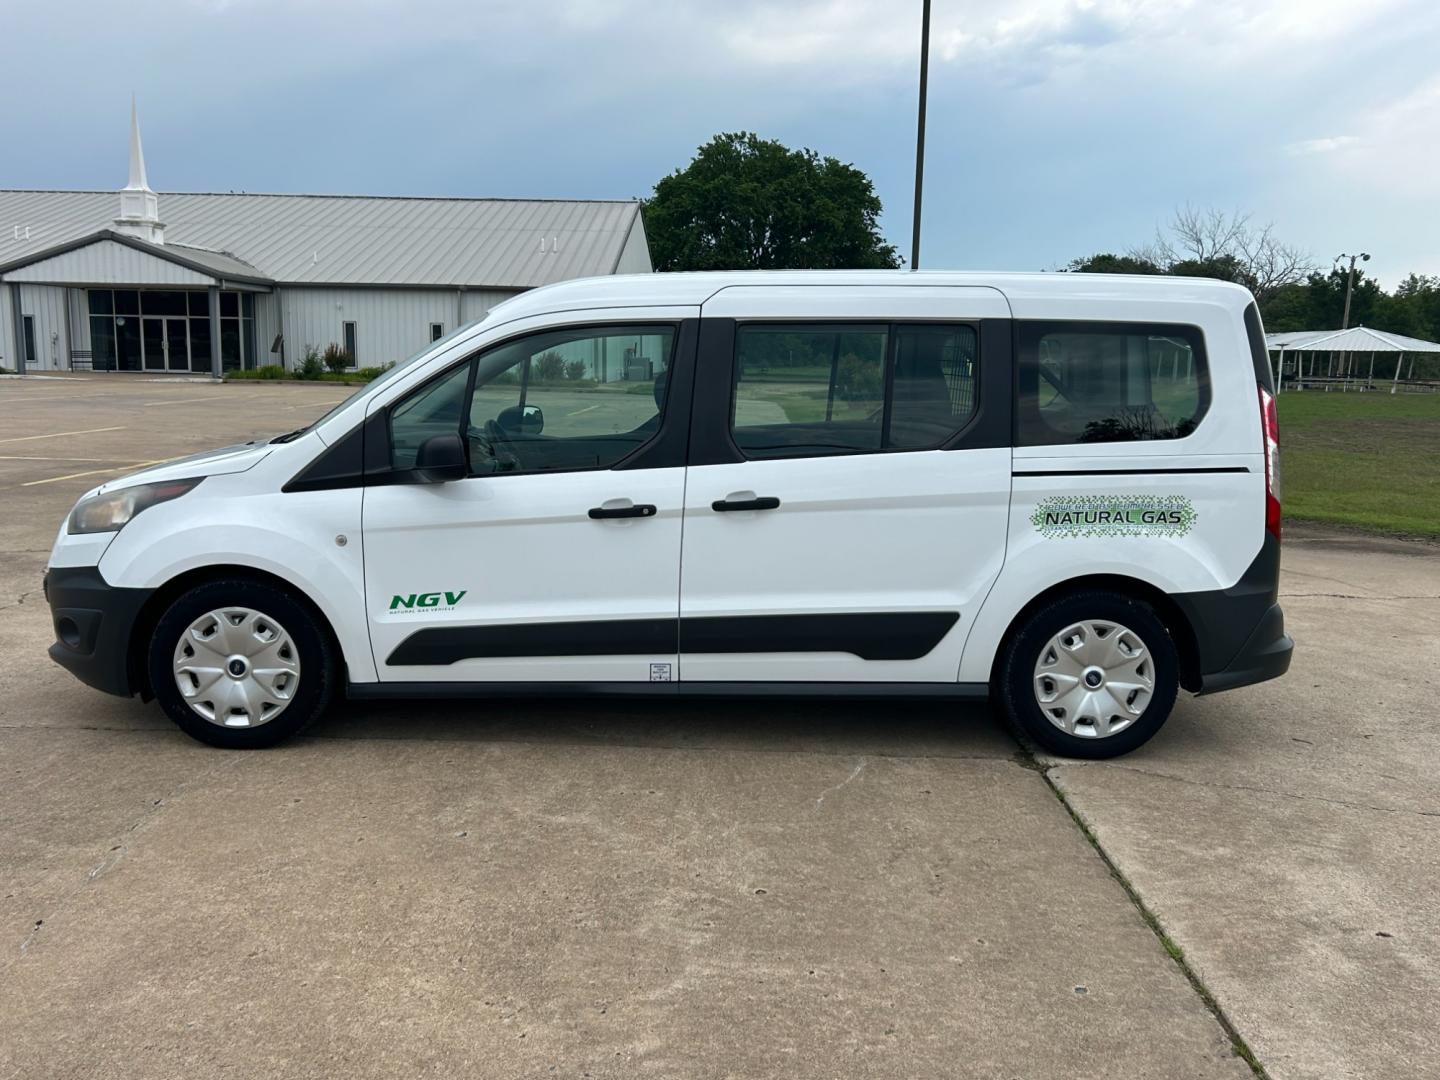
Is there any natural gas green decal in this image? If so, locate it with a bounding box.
[1030,495,1197,539]
[389,591,467,612]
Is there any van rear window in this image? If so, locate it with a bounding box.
[1016,321,1209,446]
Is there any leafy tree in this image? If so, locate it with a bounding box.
[1066,253,1165,275]
[644,132,900,271]
[1391,275,1440,340]
[533,350,567,383]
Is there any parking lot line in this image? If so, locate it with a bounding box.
[0,454,130,462]
[0,426,126,445]
[20,459,169,487]
[140,396,226,407]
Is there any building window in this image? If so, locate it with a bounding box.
[343,321,358,366]
[86,288,257,372]
[430,322,444,342]
[22,316,36,370]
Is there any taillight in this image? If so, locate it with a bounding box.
[1259,384,1281,539]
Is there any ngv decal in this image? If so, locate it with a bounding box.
[1031,495,1197,539]
[389,591,467,613]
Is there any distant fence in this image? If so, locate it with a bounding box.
[1273,351,1440,393]
[1281,375,1439,394]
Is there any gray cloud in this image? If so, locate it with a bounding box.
[2,0,1436,282]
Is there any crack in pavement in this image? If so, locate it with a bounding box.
[813,757,868,808]
[1049,760,1440,820]
[1037,765,1271,1079]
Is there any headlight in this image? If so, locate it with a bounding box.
[67,478,205,535]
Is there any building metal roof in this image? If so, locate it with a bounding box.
[1265,326,1440,353]
[0,190,644,289]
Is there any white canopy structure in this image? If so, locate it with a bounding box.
[1265,326,1440,393]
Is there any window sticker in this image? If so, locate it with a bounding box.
[1031,495,1197,539]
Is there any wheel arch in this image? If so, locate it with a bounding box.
[127,564,347,700]
[986,574,1202,694]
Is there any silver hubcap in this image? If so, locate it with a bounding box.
[1033,619,1154,739]
[173,607,300,728]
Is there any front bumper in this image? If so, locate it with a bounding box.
[44,566,153,698]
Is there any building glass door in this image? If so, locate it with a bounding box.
[165,317,189,371]
[141,317,166,371]
[141,316,190,372]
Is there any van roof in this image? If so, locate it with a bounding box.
[486,269,1257,324]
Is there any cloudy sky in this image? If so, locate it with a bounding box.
[4,0,1437,284]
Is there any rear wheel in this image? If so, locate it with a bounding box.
[147,579,335,748]
[999,590,1179,759]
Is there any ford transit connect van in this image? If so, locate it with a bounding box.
[44,271,1292,758]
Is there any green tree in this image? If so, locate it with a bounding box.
[644,132,901,271]
[1066,253,1165,275]
[1391,274,1440,341]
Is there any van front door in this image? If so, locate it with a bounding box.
[679,286,1013,685]
[363,318,696,685]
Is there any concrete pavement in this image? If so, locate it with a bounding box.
[2,374,1436,1078]
[1045,528,1440,1080]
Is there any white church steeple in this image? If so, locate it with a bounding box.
[114,96,165,245]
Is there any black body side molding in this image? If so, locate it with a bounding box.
[385,611,960,667]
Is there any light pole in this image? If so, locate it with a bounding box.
[1336,251,1370,330]
[911,0,931,270]
[1335,251,1370,382]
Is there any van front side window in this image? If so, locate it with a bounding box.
[390,326,676,474]
[1017,323,1209,446]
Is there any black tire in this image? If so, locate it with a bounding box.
[998,589,1179,760]
[147,578,336,749]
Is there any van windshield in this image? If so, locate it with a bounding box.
[269,322,479,443]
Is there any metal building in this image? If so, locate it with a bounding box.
[0,106,651,375]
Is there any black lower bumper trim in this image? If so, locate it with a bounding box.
[1196,602,1293,695]
[44,566,153,698]
[1173,533,1293,693]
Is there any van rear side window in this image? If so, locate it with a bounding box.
[731,323,978,459]
[1016,322,1208,445]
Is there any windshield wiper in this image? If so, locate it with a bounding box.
[270,427,309,444]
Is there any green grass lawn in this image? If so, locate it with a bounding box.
[1279,391,1440,538]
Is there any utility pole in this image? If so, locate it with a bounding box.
[911,0,931,270]
[1335,251,1370,382]
[1336,251,1370,330]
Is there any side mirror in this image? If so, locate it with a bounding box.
[497,404,544,436]
[412,433,467,483]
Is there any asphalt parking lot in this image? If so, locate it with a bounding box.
[1,373,1436,1079]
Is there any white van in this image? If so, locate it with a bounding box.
[44,271,1291,758]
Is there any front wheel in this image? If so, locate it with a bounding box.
[147,579,336,748]
[998,590,1179,759]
